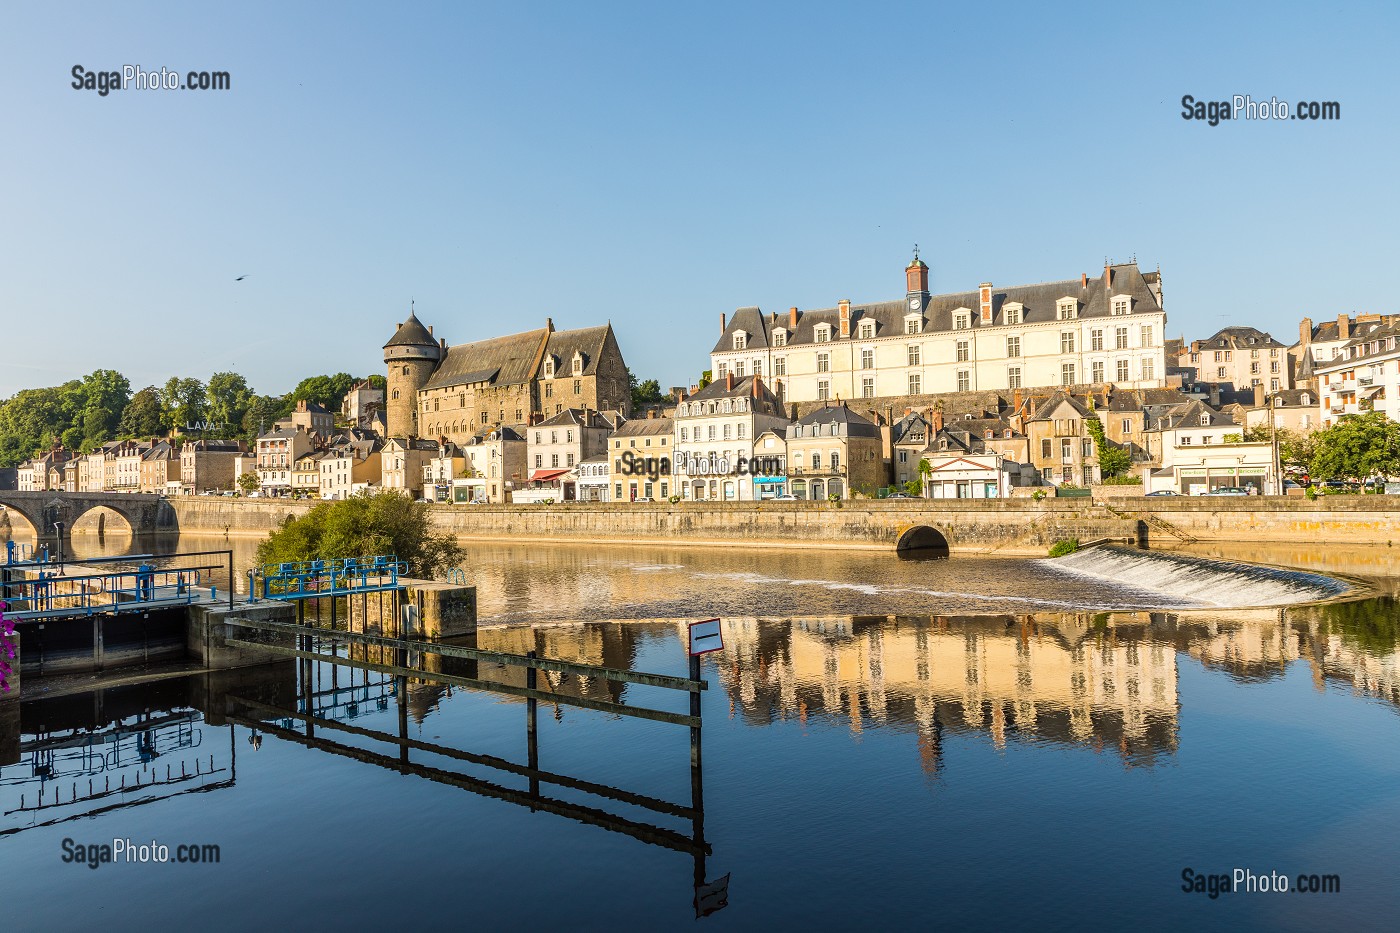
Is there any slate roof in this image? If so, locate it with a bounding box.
[1316,321,1400,369]
[535,407,617,430]
[383,312,438,350]
[424,327,549,391]
[612,417,674,438]
[714,262,1163,354]
[543,325,613,377]
[1028,391,1096,422]
[684,375,787,416]
[794,404,881,438]
[1188,326,1288,351]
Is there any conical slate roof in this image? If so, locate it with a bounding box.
[383,312,437,349]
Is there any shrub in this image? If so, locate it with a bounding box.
[1031,489,1048,501]
[1099,475,1142,486]
[1048,538,1080,558]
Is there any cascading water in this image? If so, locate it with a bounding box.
[1044,544,1352,608]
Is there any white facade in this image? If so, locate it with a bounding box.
[673,378,789,501]
[921,453,1015,499]
[1315,329,1400,427]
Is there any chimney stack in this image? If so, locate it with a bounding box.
[789,307,798,329]
[1104,263,1112,290]
[838,300,851,338]
[1337,313,1350,340]
[979,283,993,324]
[1253,384,1265,408]
[929,408,944,434]
[1299,317,1313,347]
[1081,272,1088,288]
[752,374,762,398]
[725,371,734,391]
[428,324,433,336]
[720,312,727,334]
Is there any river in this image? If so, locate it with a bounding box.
[4,531,1400,930]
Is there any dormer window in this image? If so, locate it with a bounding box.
[1057,299,1078,320]
[904,315,922,335]
[1111,296,1132,316]
[1301,393,1311,405]
[1003,303,1023,325]
[543,357,556,378]
[773,328,787,347]
[859,321,875,339]
[1199,413,1211,426]
[954,313,970,330]
[815,325,832,343]
[572,352,583,375]
[733,333,747,350]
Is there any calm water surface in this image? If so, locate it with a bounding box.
[4,533,1400,930]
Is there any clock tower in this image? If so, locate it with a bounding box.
[905,245,930,312]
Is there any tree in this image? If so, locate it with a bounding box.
[207,372,254,433]
[160,377,206,432]
[237,471,261,494]
[119,386,166,439]
[292,373,356,412]
[255,491,463,578]
[1243,424,1316,470]
[0,386,67,466]
[917,457,932,497]
[1309,411,1400,481]
[627,368,666,411]
[1086,416,1131,479]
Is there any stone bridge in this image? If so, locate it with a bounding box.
[0,491,178,539]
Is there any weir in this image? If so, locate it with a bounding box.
[1045,545,1353,608]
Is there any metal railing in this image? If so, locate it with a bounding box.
[253,555,406,601]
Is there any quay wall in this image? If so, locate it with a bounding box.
[165,495,1400,552]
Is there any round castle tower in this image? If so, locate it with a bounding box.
[383,310,443,439]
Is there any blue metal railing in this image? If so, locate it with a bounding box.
[0,564,212,621]
[253,555,406,601]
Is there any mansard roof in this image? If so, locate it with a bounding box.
[713,262,1163,354]
[383,312,438,350]
[794,404,881,437]
[542,325,613,377]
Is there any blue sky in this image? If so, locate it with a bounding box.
[2,1,1396,397]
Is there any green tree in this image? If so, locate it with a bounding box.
[1086,416,1131,479]
[917,457,932,496]
[119,386,166,439]
[0,386,67,466]
[206,372,254,433]
[1243,424,1316,470]
[627,368,666,410]
[237,471,261,494]
[160,377,206,432]
[292,373,356,412]
[255,491,463,578]
[1309,411,1400,481]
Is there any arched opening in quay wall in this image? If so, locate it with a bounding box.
[896,525,950,558]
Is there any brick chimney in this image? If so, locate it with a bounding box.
[1081,272,1087,288]
[839,300,851,338]
[752,374,762,398]
[929,407,944,434]
[789,307,798,329]
[1104,262,1113,290]
[1299,316,1313,347]
[1337,313,1350,340]
[979,283,993,324]
[720,312,727,334]
[725,371,734,391]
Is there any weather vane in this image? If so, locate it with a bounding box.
[913,243,920,261]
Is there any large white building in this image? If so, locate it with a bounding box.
[709,255,1167,405]
[673,374,789,501]
[1314,320,1400,427]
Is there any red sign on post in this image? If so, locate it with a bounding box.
[688,618,723,656]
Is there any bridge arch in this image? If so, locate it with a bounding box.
[0,492,174,539]
[896,524,951,557]
[70,505,136,538]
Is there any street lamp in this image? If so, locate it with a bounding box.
[52,520,65,571]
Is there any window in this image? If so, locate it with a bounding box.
[773,330,787,347]
[817,352,830,372]
[831,452,841,471]
[1270,361,1280,373]
[817,380,829,401]
[1005,307,1021,325]
[1062,363,1076,385]
[815,326,831,343]
[1270,378,1280,391]
[957,370,970,391]
[1061,439,1073,461]
[737,424,746,439]
[909,374,921,394]
[861,349,874,369]
[775,357,786,376]
[1058,300,1077,320]
[1180,435,1192,446]
[572,356,582,375]
[716,363,728,378]
[1141,325,1154,346]
[908,345,921,366]
[1007,366,1022,389]
[905,317,921,334]
[1091,329,1104,351]
[1250,361,1260,374]
[679,427,688,441]
[1217,366,1228,379]
[534,455,542,468]
[859,322,875,339]
[1116,359,1129,381]
[551,454,559,468]
[1112,298,1129,315]
[1202,435,1214,445]
[752,359,762,377]
[862,377,875,398]
[723,424,732,440]
[733,333,746,350]
[566,453,575,467]
[545,383,553,398]
[1091,361,1105,382]
[735,361,746,377]
[954,313,970,330]
[573,379,581,394]
[707,425,716,440]
[1006,336,1020,357]
[957,340,970,362]
[1061,332,1075,353]
[1115,327,1128,350]
[1083,440,1094,457]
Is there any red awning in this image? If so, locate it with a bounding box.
[529,469,571,482]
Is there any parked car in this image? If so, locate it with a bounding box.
[633,497,654,503]
[1145,490,1178,497]
[1205,487,1249,496]
[772,494,798,501]
[885,493,912,499]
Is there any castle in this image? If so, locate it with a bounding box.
[382,312,630,443]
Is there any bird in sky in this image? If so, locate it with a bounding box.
[234,274,250,281]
